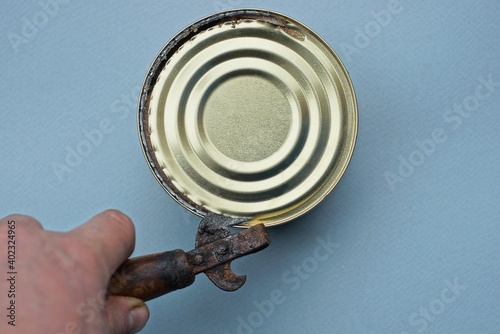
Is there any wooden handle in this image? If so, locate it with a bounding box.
[108,249,195,301]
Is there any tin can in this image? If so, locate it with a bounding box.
[138,9,357,227]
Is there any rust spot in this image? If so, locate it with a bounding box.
[233,14,306,41]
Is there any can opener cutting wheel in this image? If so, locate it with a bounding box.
[108,213,270,301]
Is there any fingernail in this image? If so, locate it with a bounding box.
[128,303,150,333]
[105,209,133,225]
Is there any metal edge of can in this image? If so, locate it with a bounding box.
[137,8,358,227]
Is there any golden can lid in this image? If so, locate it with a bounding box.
[138,9,357,227]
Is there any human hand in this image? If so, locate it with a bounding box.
[0,210,150,334]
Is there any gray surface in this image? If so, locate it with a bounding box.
[1,1,500,333]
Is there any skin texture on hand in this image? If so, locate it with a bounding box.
[0,210,150,334]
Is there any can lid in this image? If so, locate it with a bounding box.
[138,9,357,227]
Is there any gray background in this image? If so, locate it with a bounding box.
[1,1,500,333]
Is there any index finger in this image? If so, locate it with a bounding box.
[68,209,136,280]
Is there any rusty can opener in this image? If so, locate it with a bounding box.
[107,213,270,301]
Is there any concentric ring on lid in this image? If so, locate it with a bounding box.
[138,9,357,227]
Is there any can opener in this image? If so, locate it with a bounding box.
[107,213,270,301]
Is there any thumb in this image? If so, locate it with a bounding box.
[105,295,150,334]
